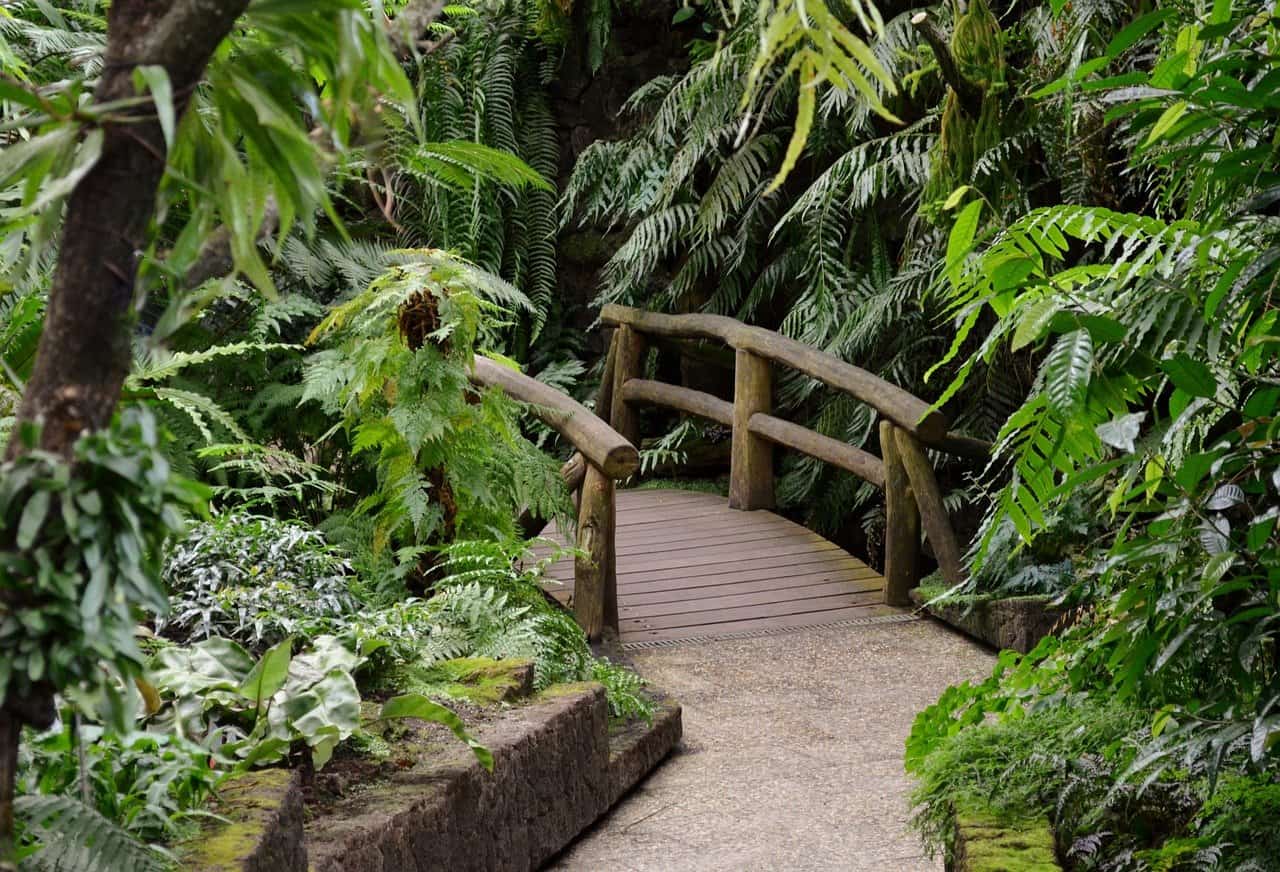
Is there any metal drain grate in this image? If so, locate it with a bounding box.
[620,611,920,650]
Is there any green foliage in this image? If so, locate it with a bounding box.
[16,795,168,872]
[303,250,569,584]
[908,696,1141,860]
[365,540,654,720]
[159,513,358,652]
[0,0,415,298]
[19,721,219,844]
[0,409,207,725]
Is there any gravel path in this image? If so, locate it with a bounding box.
[545,619,993,872]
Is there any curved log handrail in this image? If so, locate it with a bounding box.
[601,304,950,443]
[470,356,639,480]
[621,379,733,428]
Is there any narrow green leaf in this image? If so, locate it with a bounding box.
[134,65,176,151]
[381,693,493,771]
[1045,329,1094,413]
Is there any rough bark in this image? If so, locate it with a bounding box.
[1,3,251,867]
[10,0,252,461]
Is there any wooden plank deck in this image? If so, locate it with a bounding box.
[527,488,903,645]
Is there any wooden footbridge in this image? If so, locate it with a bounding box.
[472,305,988,645]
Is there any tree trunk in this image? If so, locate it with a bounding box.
[0,2,251,866]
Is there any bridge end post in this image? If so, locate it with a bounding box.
[610,326,646,449]
[729,349,775,511]
[574,462,618,640]
[880,421,920,606]
[894,427,967,591]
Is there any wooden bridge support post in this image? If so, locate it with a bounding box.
[574,462,618,640]
[880,421,920,606]
[729,349,775,510]
[610,325,646,449]
[894,428,967,589]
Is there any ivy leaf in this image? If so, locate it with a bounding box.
[1160,353,1217,398]
[1045,329,1094,413]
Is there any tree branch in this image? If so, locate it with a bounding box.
[912,12,985,119]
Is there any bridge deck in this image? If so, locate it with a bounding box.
[531,489,903,645]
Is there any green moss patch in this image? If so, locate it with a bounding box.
[955,809,1061,872]
[398,656,534,706]
[180,769,297,870]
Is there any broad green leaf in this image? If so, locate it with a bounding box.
[943,185,974,210]
[946,199,983,292]
[1144,100,1189,145]
[16,489,50,549]
[1012,298,1060,350]
[1159,353,1217,397]
[239,636,294,717]
[1106,9,1177,58]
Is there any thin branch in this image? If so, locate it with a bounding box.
[911,12,985,119]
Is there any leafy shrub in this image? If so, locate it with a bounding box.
[362,540,655,720]
[159,513,358,651]
[19,723,218,843]
[149,634,488,770]
[908,697,1142,861]
[0,409,206,725]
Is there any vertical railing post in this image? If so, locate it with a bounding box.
[575,462,617,640]
[729,348,774,510]
[894,428,967,588]
[610,325,645,448]
[880,421,920,606]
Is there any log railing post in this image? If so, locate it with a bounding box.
[574,462,617,640]
[729,348,774,510]
[610,325,646,449]
[880,421,920,606]
[894,428,966,589]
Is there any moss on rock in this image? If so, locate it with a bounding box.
[400,656,535,705]
[954,810,1061,871]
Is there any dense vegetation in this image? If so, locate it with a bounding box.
[0,0,1277,869]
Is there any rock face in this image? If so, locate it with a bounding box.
[910,589,1069,654]
[183,676,682,872]
[309,684,612,872]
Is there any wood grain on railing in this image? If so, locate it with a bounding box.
[750,414,886,489]
[894,428,966,588]
[471,355,639,480]
[600,304,949,442]
[880,421,920,606]
[620,379,734,427]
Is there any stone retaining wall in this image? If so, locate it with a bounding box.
[186,682,682,872]
[910,589,1068,654]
